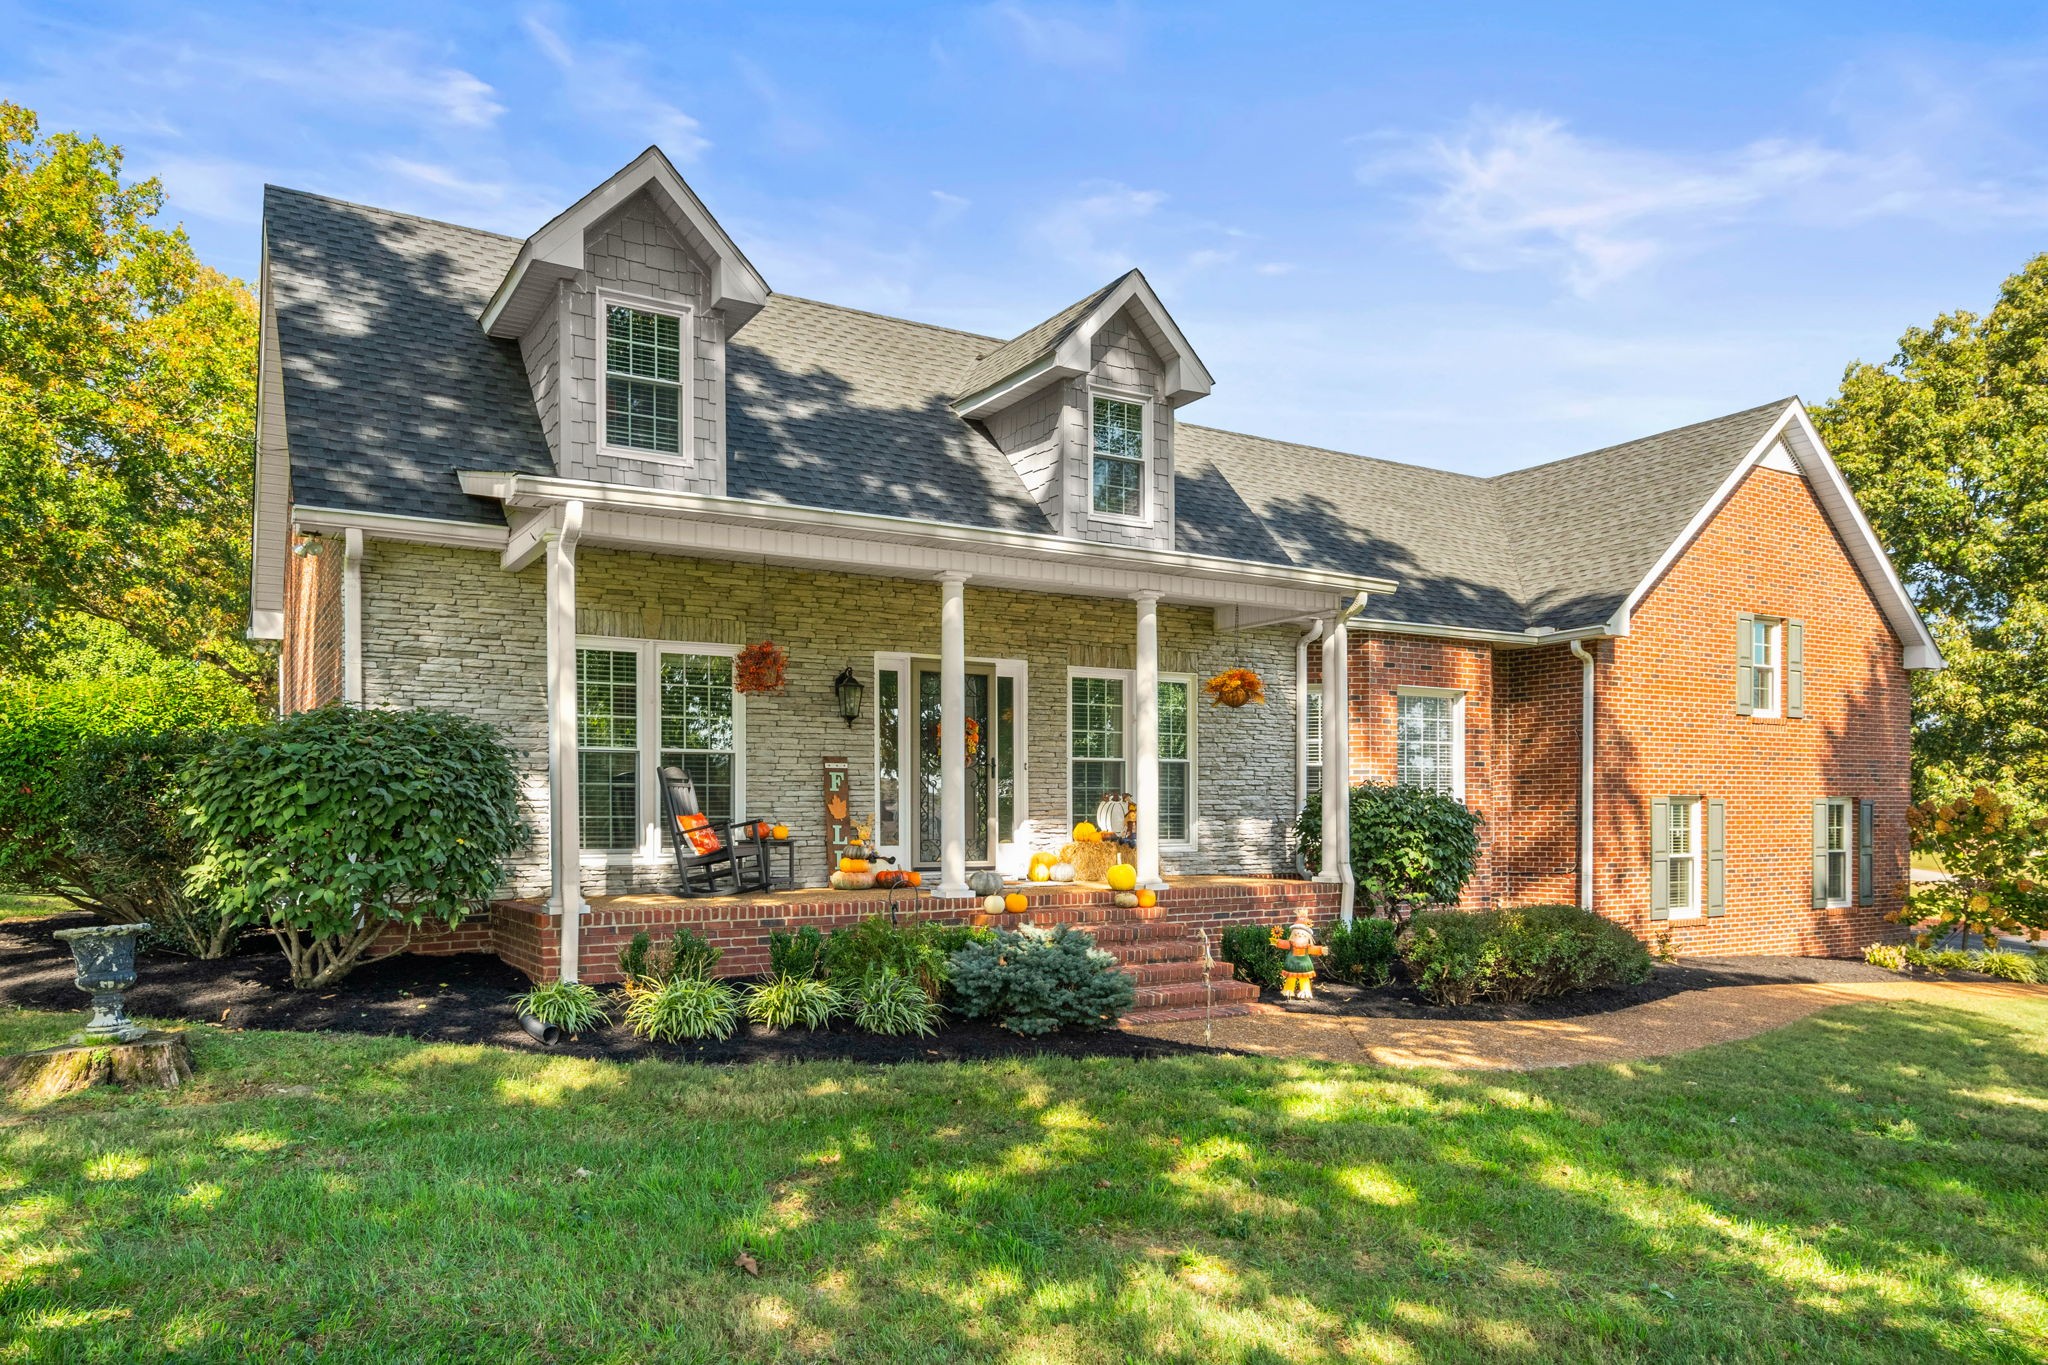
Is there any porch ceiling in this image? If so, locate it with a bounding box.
[463,470,1393,614]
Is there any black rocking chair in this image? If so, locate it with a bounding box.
[658,765,770,897]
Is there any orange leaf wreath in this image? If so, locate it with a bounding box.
[735,640,788,694]
[1203,668,1266,708]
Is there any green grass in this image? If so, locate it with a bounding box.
[3,994,2046,1363]
[0,893,69,922]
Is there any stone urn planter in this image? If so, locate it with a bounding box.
[52,922,152,1043]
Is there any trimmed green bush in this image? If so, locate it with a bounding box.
[512,980,610,1033]
[947,924,1136,1035]
[1220,923,1282,990]
[768,926,826,980]
[1402,904,1653,1006]
[744,975,844,1030]
[1326,917,1399,987]
[1292,784,1481,921]
[623,976,740,1042]
[620,928,721,986]
[853,966,941,1037]
[823,916,950,999]
[184,706,528,988]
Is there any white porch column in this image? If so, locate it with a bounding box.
[938,572,970,899]
[1131,591,1166,890]
[1318,612,1355,923]
[341,528,365,704]
[544,501,587,978]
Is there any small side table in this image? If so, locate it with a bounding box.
[756,836,797,889]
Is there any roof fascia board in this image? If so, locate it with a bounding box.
[1067,272,1214,405]
[951,354,1080,419]
[292,506,511,551]
[458,469,1395,599]
[1353,617,1614,649]
[482,147,770,339]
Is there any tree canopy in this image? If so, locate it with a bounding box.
[0,102,261,688]
[1812,252,2048,801]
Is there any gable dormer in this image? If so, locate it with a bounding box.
[482,148,769,497]
[954,270,1212,550]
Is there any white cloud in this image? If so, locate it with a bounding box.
[982,1,1132,70]
[521,8,709,163]
[1028,182,1165,276]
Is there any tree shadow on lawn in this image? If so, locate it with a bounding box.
[3,999,2045,1363]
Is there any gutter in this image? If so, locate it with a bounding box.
[1568,640,1597,913]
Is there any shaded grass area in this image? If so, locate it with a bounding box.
[0,895,68,922]
[3,995,2046,1363]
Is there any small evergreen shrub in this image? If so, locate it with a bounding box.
[744,975,844,1029]
[1325,917,1399,987]
[1402,904,1653,1006]
[512,980,611,1032]
[947,924,1136,1035]
[623,976,739,1042]
[768,926,826,980]
[1863,943,1908,971]
[1220,923,1282,990]
[853,966,941,1037]
[823,916,950,998]
[619,928,721,985]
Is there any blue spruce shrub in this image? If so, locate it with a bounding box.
[947,924,1136,1035]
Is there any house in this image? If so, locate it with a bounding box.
[249,147,1938,997]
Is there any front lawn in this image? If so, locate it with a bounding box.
[3,994,2045,1363]
[0,894,68,922]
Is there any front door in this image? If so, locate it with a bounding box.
[913,664,996,868]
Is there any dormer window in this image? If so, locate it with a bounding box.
[603,299,686,456]
[1091,393,1148,519]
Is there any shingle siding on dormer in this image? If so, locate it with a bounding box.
[983,381,1066,530]
[1069,306,1175,551]
[518,284,564,466]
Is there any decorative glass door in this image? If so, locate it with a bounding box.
[914,665,994,867]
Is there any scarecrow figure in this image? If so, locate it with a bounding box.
[1269,920,1328,1000]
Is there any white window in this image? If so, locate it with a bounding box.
[1303,688,1324,796]
[1395,688,1464,799]
[1666,797,1700,918]
[1824,797,1852,906]
[1068,669,1196,846]
[574,639,741,860]
[1750,617,1781,717]
[1090,393,1148,519]
[601,298,688,457]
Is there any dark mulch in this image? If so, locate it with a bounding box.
[1247,952,1909,1022]
[0,911,1220,1066]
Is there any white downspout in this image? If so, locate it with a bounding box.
[1568,639,1596,913]
[341,528,365,704]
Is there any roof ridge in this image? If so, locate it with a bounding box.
[768,293,1006,345]
[1486,397,1797,483]
[264,184,527,243]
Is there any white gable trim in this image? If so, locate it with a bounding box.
[1602,400,1941,670]
[954,270,1214,418]
[481,146,770,340]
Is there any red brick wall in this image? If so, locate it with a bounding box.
[1494,644,1583,906]
[1592,465,1911,955]
[280,534,342,713]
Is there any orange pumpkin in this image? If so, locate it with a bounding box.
[905,870,922,887]
[838,856,870,874]
[1135,889,1157,908]
[771,823,788,840]
[1004,892,1028,914]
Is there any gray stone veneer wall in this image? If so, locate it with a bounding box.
[361,541,1307,898]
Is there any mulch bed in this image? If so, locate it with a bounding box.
[0,911,1219,1066]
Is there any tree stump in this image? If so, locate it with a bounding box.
[0,1031,193,1103]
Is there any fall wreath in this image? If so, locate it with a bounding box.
[1203,668,1266,708]
[735,640,788,694]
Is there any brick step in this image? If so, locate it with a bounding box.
[1069,920,1190,946]
[1107,940,1214,966]
[1121,1000,1256,1026]
[1119,959,1243,988]
[984,904,1171,929]
[1129,979,1261,1013]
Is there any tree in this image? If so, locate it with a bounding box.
[0,102,262,689]
[1903,786,2048,946]
[1812,254,2048,800]
[1291,784,1482,923]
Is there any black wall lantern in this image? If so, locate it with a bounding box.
[832,666,865,727]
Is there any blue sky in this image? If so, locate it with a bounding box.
[6,0,2046,474]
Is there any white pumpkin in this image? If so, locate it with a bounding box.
[982,894,1006,914]
[1113,891,1139,909]
[1049,862,1077,883]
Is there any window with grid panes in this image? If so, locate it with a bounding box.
[658,653,736,827]
[1091,395,1145,517]
[1396,693,1457,794]
[1159,679,1192,842]
[1304,689,1323,794]
[1824,799,1850,904]
[577,648,641,850]
[1070,675,1126,821]
[604,304,682,454]
[1667,799,1698,913]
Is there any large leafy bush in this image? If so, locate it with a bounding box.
[1325,917,1399,987]
[1904,787,2048,945]
[947,924,1135,1035]
[1401,904,1652,1006]
[0,672,255,954]
[1292,784,1481,922]
[184,706,528,988]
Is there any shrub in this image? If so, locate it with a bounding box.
[947,924,1136,1035]
[744,975,844,1030]
[853,966,941,1037]
[1905,786,2048,944]
[1863,943,1908,971]
[0,672,256,954]
[1325,917,1399,987]
[1219,923,1282,989]
[1291,784,1481,922]
[823,916,950,999]
[1401,905,1653,1006]
[184,706,529,989]
[1971,949,2041,983]
[768,926,825,980]
[623,976,740,1042]
[512,980,611,1032]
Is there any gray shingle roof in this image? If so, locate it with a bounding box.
[955,272,1130,399]
[264,187,1791,636]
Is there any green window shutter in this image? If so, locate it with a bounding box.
[1811,799,1830,908]
[1649,797,1671,921]
[1735,614,1755,715]
[1785,620,1806,718]
[1858,799,1875,905]
[1706,797,1726,917]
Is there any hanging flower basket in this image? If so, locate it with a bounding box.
[1203,668,1266,708]
[735,640,788,694]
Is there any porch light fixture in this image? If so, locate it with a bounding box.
[832,666,865,727]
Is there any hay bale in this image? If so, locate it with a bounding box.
[1059,840,1126,885]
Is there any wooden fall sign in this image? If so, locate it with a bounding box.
[823,756,854,865]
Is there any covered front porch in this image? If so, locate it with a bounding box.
[450,471,1389,983]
